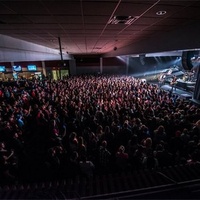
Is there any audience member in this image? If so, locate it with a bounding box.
[0,74,199,183]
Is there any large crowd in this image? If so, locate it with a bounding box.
[0,75,200,184]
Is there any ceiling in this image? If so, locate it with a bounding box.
[0,0,200,57]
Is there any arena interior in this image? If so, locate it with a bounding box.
[0,1,200,199]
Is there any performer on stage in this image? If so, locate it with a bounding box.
[158,73,166,87]
[170,75,177,93]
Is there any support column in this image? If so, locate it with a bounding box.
[42,61,46,76]
[126,56,129,75]
[100,57,103,74]
[69,59,76,76]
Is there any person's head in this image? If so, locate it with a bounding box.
[69,132,77,140]
[175,130,181,137]
[71,151,79,161]
[78,136,84,144]
[156,144,163,151]
[104,126,110,134]
[157,125,165,133]
[144,137,152,149]
[118,145,125,153]
[130,134,138,145]
[0,142,5,149]
[102,140,107,148]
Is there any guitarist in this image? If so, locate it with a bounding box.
[170,75,177,93]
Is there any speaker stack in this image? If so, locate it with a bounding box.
[182,51,199,71]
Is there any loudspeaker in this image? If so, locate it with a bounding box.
[182,51,198,70]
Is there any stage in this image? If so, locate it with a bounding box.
[158,84,200,106]
[160,84,193,99]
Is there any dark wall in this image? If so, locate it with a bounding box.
[75,55,100,75]
[74,55,126,75]
[45,60,69,68]
[75,56,100,67]
[102,57,126,75]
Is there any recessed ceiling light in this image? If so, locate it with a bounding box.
[156,10,167,16]
[108,15,139,25]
